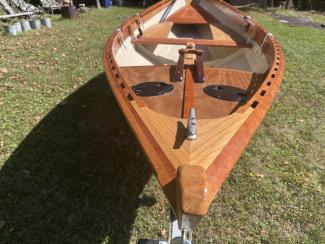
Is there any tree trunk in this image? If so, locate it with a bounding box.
[260,0,268,7]
[285,0,294,9]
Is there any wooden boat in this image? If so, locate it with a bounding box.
[104,0,284,235]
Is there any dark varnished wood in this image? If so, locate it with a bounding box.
[175,51,185,82]
[195,51,204,83]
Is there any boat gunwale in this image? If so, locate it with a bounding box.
[103,36,177,186]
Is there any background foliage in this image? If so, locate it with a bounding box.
[293,0,325,11]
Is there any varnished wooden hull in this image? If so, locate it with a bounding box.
[104,0,285,229]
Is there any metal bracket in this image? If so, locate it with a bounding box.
[116,28,126,47]
[169,210,182,243]
[174,44,205,83]
[137,209,192,244]
[169,210,192,244]
[242,16,251,32]
[181,229,193,244]
[174,50,185,82]
[136,13,144,28]
[136,13,144,36]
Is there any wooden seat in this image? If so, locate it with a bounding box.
[131,37,252,48]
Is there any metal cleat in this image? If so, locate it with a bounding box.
[187,108,197,140]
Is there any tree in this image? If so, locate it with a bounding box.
[285,0,294,8]
[260,0,268,7]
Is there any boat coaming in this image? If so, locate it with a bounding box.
[103,0,285,231]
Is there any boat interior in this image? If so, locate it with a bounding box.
[113,0,275,119]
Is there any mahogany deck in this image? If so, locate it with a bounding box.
[120,65,256,118]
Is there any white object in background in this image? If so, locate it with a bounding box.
[4,24,17,36]
[41,17,52,28]
[21,19,31,32]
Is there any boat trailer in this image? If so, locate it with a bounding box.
[138,209,193,244]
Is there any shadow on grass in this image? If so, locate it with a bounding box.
[0,73,153,243]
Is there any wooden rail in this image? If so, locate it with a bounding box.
[132,37,252,48]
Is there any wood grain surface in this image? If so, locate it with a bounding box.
[104,0,285,223]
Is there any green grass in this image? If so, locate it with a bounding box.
[272,8,325,23]
[0,7,324,244]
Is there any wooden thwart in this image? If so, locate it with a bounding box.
[0,11,34,19]
[132,37,252,48]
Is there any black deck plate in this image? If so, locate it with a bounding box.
[132,82,174,97]
[204,85,248,102]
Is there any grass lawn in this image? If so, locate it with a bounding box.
[271,8,325,23]
[0,6,324,244]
